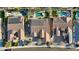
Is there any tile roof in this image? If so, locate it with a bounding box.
[53,17,67,23]
[30,19,45,26]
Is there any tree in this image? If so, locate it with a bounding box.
[45,11,49,18]
[73,11,76,20]
[5,41,12,47]
[52,10,58,17]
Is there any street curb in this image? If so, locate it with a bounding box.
[1,44,78,51]
[0,45,67,51]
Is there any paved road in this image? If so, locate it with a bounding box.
[11,47,79,51]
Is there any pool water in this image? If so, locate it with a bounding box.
[75,11,79,19]
[20,9,28,16]
[35,12,43,17]
[58,11,70,17]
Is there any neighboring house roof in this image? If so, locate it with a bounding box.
[30,19,50,34]
[8,17,22,24]
[30,19,50,27]
[30,19,45,26]
[53,17,68,30]
[53,17,67,24]
[61,17,67,22]
[8,16,24,31]
[67,20,72,29]
[53,17,72,30]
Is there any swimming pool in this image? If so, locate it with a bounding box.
[35,12,43,17]
[58,11,70,17]
[75,11,79,20]
[20,9,28,16]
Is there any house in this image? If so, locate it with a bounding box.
[7,13,25,41]
[30,19,51,43]
[52,17,72,44]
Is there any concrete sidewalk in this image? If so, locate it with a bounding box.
[0,43,78,51]
[0,44,67,51]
